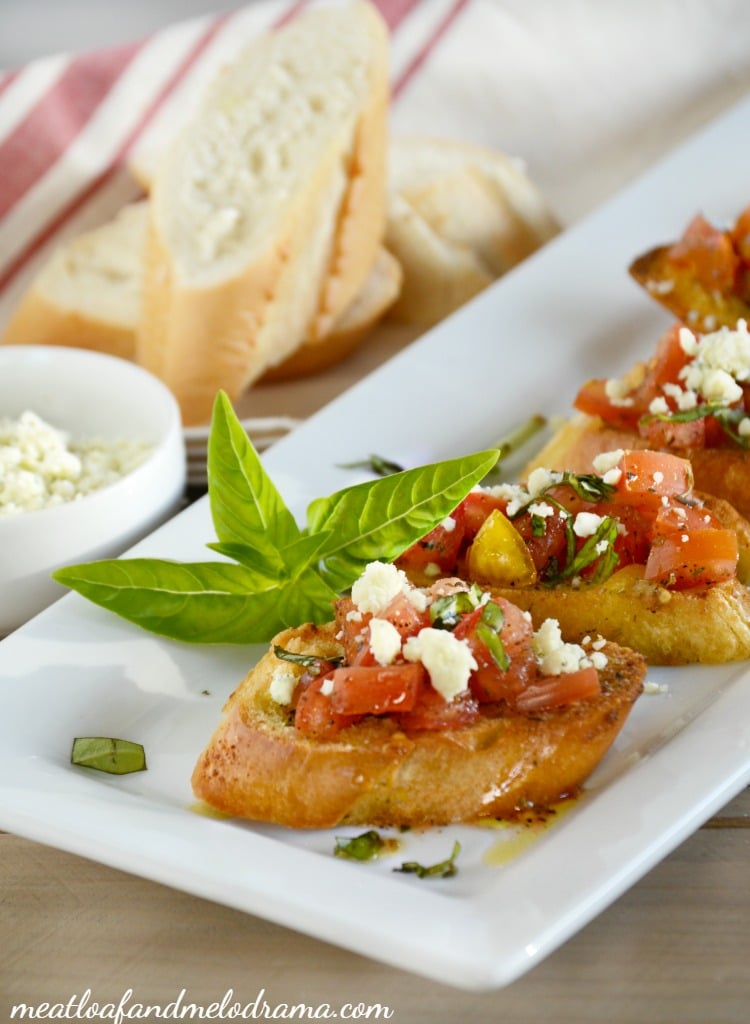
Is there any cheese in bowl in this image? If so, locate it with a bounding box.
[0,346,185,635]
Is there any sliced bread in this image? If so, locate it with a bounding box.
[138,2,389,424]
[385,136,560,325]
[1,202,146,360]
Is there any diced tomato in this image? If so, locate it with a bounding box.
[396,686,480,732]
[638,413,706,450]
[512,665,601,713]
[668,214,739,292]
[453,598,536,703]
[512,507,569,577]
[328,663,426,715]
[574,377,644,430]
[294,675,360,740]
[334,597,372,664]
[458,490,508,540]
[649,323,692,389]
[379,591,431,640]
[644,527,739,589]
[396,514,466,576]
[651,500,721,538]
[610,450,693,509]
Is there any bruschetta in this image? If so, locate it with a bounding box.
[529,319,750,522]
[191,564,645,828]
[396,449,750,664]
[629,205,750,332]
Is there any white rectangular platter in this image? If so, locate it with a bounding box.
[2,94,750,991]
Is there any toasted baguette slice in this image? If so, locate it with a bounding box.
[492,565,750,666]
[526,412,750,524]
[138,2,389,424]
[385,136,559,325]
[191,621,645,829]
[1,202,146,360]
[1,199,401,383]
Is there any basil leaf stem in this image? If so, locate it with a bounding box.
[71,737,146,775]
[546,516,620,585]
[338,455,405,476]
[273,645,344,670]
[395,840,461,878]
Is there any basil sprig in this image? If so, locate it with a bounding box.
[53,392,499,644]
[546,516,621,585]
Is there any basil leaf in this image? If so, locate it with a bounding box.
[395,840,461,878]
[71,737,146,775]
[205,541,286,578]
[334,830,386,861]
[208,391,300,550]
[52,559,309,643]
[307,450,499,590]
[558,471,616,503]
[429,586,484,630]
[273,645,344,670]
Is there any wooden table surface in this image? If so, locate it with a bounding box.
[2,788,748,1022]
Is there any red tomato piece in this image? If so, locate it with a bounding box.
[294,675,360,740]
[378,591,431,640]
[644,528,739,589]
[334,597,372,665]
[638,413,707,450]
[610,450,693,509]
[649,323,692,389]
[329,663,426,715]
[396,514,466,575]
[574,377,644,430]
[396,686,480,732]
[511,507,569,577]
[453,597,536,703]
[512,665,601,713]
[458,491,508,540]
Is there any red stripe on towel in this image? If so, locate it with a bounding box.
[392,0,473,99]
[0,41,144,219]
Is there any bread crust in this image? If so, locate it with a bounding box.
[191,622,645,829]
[2,290,135,360]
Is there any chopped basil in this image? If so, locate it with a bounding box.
[475,601,510,671]
[429,585,485,630]
[546,516,620,585]
[395,840,461,879]
[530,513,547,537]
[273,645,344,670]
[71,737,147,775]
[558,471,616,503]
[338,454,405,476]
[334,830,388,861]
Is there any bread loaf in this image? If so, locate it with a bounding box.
[138,2,389,425]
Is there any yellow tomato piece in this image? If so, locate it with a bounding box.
[467,509,538,586]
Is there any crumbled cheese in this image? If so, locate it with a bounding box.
[573,511,605,538]
[532,618,605,675]
[643,680,669,695]
[677,320,750,407]
[368,618,402,666]
[441,515,457,532]
[0,411,151,517]
[528,501,555,518]
[526,467,562,498]
[403,628,477,702]
[648,396,670,415]
[269,668,298,705]
[350,561,413,615]
[319,677,335,697]
[589,449,624,487]
[604,376,634,407]
[423,562,442,577]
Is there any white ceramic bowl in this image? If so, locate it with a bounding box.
[0,346,186,635]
